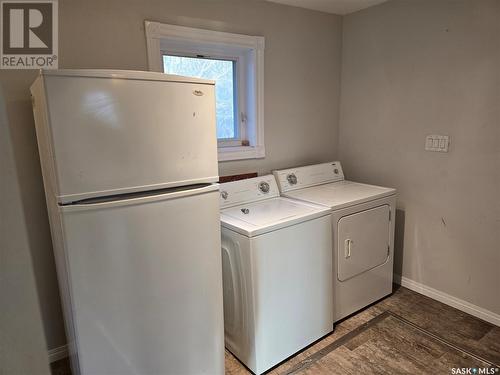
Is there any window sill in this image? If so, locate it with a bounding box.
[218,145,265,162]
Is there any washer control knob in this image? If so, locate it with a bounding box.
[221,190,228,200]
[334,168,339,174]
[287,173,298,185]
[259,181,270,193]
[241,208,250,214]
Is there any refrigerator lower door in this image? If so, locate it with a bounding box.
[60,185,224,375]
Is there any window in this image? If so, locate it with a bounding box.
[163,55,238,142]
[145,21,265,161]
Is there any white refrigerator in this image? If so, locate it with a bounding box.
[31,70,225,375]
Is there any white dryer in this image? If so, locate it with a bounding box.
[273,162,396,322]
[219,175,333,375]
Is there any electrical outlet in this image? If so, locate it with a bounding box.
[425,135,449,152]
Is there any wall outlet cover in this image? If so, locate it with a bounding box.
[425,134,449,152]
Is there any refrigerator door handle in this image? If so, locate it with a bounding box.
[60,184,219,212]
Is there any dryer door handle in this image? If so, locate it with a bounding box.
[345,239,352,259]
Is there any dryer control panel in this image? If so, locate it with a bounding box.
[219,175,280,208]
[273,162,345,193]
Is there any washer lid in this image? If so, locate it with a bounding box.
[282,181,396,210]
[221,197,330,237]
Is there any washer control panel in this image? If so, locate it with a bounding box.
[220,175,280,208]
[273,161,344,192]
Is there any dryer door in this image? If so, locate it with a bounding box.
[337,205,390,282]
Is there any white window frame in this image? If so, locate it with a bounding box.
[145,21,265,161]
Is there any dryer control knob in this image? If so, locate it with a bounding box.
[259,181,270,193]
[221,190,228,200]
[287,173,298,185]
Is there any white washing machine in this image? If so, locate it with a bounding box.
[219,175,333,375]
[273,162,396,322]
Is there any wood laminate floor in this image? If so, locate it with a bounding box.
[51,286,500,375]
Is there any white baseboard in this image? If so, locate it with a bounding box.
[48,345,68,363]
[395,275,500,327]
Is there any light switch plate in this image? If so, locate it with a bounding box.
[425,135,449,152]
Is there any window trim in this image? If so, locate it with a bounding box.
[145,21,265,161]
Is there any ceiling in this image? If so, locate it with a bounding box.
[265,0,389,15]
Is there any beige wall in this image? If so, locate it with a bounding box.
[0,0,342,350]
[1,87,50,374]
[339,0,500,315]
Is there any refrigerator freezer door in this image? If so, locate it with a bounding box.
[60,185,224,375]
[34,73,218,203]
